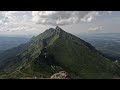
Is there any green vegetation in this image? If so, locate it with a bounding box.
[0,26,120,79]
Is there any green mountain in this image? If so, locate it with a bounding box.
[0,26,120,79]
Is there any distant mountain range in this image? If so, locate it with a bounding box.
[78,33,120,61]
[0,26,120,79]
[0,36,29,53]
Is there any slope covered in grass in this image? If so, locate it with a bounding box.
[0,26,120,79]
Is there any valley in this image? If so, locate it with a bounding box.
[78,33,120,61]
[0,36,29,54]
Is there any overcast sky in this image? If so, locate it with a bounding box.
[0,11,120,37]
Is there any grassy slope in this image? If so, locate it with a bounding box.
[46,37,120,79]
[13,34,120,79]
[1,28,120,79]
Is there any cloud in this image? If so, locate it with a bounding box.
[81,11,98,22]
[0,11,32,25]
[88,26,103,32]
[0,11,34,33]
[32,11,112,26]
[0,11,112,34]
[0,22,46,34]
[0,11,112,27]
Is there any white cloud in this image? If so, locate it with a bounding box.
[0,11,113,35]
[0,11,32,25]
[32,11,91,25]
[0,11,112,27]
[81,11,97,22]
[32,11,112,26]
[88,26,103,32]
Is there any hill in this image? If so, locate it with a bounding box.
[0,26,120,79]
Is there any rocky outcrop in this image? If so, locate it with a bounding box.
[50,71,70,79]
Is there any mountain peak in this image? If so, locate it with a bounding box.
[55,26,64,34]
[55,26,62,30]
[45,26,65,34]
[1,25,120,79]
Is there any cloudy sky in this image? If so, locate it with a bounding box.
[0,11,120,37]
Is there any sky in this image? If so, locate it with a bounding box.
[0,11,120,37]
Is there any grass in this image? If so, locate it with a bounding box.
[1,27,120,79]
